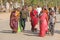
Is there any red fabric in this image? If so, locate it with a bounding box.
[30,9,38,28]
[39,12,48,37]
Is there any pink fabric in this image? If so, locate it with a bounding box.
[39,13,48,37]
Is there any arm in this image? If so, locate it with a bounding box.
[46,14,49,24]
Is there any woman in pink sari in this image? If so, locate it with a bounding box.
[30,7,38,32]
[39,8,48,37]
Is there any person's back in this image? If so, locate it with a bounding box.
[21,9,28,19]
[49,11,56,35]
[20,8,28,31]
[49,11,56,24]
[6,2,10,9]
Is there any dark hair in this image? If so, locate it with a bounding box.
[37,5,40,7]
[22,6,25,10]
[49,8,52,11]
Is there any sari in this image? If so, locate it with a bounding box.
[10,10,21,33]
[30,9,38,32]
[39,12,48,37]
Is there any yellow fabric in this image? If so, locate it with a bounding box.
[15,10,20,21]
[15,11,20,17]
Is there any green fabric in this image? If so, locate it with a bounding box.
[18,21,22,32]
[22,20,25,26]
[21,10,28,19]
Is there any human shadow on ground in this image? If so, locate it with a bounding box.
[0,30,12,34]
[55,30,60,34]
[23,30,39,37]
[56,21,60,23]
[0,19,2,20]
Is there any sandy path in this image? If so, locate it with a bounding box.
[0,13,60,40]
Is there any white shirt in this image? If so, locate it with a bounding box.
[36,7,42,15]
[6,2,10,9]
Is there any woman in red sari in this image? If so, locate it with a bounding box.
[39,7,48,37]
[30,6,38,32]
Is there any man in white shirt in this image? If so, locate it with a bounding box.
[6,2,10,12]
[36,6,42,16]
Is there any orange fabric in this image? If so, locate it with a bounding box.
[42,10,48,15]
[15,10,20,21]
[43,10,48,23]
[15,11,20,17]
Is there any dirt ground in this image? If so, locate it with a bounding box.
[0,13,60,40]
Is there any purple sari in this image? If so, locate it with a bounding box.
[10,11,18,32]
